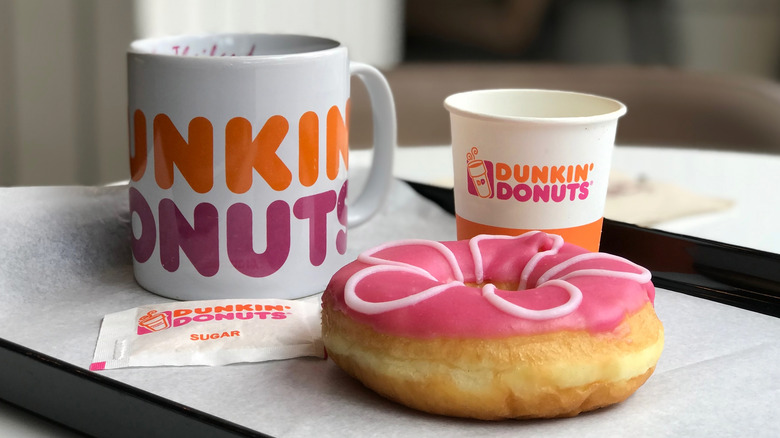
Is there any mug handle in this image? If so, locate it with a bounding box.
[347,62,397,227]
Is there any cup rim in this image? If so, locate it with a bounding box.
[128,33,343,60]
[444,88,627,124]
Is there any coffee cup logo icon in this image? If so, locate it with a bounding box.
[138,310,170,332]
[466,147,492,199]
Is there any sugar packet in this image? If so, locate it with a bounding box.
[90,299,324,370]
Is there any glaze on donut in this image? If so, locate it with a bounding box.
[321,232,664,419]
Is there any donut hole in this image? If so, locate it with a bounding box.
[465,280,521,291]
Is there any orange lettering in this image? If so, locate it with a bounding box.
[130,110,147,182]
[153,114,213,193]
[550,166,566,183]
[514,164,530,182]
[213,305,234,313]
[225,116,291,193]
[299,111,319,187]
[326,105,348,180]
[575,164,590,182]
[495,162,511,181]
[531,166,548,184]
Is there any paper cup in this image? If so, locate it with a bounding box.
[444,89,626,251]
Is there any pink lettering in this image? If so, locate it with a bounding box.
[566,183,581,200]
[129,187,155,263]
[226,201,290,278]
[158,199,219,276]
[293,191,337,266]
[532,184,550,202]
[551,184,566,202]
[173,316,191,327]
[130,188,347,277]
[336,181,348,255]
[514,184,532,202]
[496,182,513,200]
[578,181,590,200]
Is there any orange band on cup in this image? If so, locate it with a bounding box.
[456,216,604,252]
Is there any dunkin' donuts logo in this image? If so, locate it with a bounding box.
[466,147,594,203]
[137,310,172,334]
[136,304,292,335]
[129,103,350,278]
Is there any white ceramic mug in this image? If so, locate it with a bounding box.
[127,34,396,300]
[445,89,625,252]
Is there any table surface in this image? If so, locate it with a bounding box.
[2,145,779,437]
[386,145,780,253]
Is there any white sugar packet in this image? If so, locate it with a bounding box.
[90,299,324,370]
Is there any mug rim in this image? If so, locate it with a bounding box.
[128,33,343,60]
[444,88,627,125]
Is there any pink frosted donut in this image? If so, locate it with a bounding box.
[321,232,664,419]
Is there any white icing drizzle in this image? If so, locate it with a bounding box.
[481,279,582,320]
[358,239,464,282]
[536,252,652,285]
[343,234,650,321]
[517,233,564,290]
[344,264,464,315]
[469,233,539,284]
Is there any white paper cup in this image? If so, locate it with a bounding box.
[444,89,626,251]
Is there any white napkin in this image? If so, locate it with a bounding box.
[605,171,733,226]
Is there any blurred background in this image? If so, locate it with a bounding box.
[1,0,779,187]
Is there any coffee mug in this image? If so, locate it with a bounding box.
[127,34,396,300]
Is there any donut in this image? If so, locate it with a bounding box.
[321,231,663,420]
